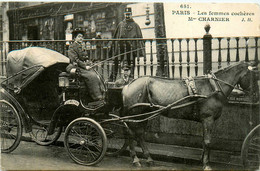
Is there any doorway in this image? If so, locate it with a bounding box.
[28,26,39,40]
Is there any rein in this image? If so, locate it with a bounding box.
[100,94,208,124]
[89,46,146,69]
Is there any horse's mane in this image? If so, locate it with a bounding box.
[214,61,246,75]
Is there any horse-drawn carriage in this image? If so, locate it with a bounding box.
[0,47,259,169]
[0,47,128,165]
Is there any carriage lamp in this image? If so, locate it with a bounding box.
[59,76,69,87]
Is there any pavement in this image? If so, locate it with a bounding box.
[1,140,244,170]
[5,131,244,170]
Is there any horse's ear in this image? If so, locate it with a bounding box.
[249,60,258,67]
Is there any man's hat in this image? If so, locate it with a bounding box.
[72,28,85,38]
[122,63,131,71]
[124,7,132,14]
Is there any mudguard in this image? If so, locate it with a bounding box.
[47,102,82,135]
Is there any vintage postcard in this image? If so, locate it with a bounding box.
[0,1,259,170]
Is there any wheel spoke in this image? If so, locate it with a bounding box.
[85,146,100,158]
[64,119,107,166]
[71,127,88,141]
[250,142,260,148]
[88,142,102,152]
[101,114,127,157]
[0,100,22,153]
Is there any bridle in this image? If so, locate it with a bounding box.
[209,70,248,98]
[209,65,258,98]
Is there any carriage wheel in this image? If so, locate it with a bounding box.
[64,117,107,166]
[0,100,23,153]
[101,114,128,157]
[30,125,62,146]
[241,124,260,169]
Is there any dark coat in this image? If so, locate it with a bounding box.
[113,18,145,57]
[66,41,88,72]
[109,18,145,81]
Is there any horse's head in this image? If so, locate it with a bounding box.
[82,69,106,101]
[238,61,258,91]
[214,61,258,97]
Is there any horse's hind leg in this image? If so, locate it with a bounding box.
[202,116,214,170]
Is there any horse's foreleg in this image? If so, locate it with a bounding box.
[138,136,154,166]
[128,137,141,167]
[202,116,214,170]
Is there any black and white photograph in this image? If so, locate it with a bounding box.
[0,1,259,170]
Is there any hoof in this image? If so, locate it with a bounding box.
[203,165,212,170]
[132,161,142,167]
[146,160,155,167]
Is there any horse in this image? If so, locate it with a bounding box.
[121,61,256,169]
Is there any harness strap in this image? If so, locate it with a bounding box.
[208,73,226,97]
[211,72,235,88]
[145,78,155,107]
[210,73,232,98]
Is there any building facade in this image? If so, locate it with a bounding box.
[7,2,123,41]
[6,2,155,41]
[5,2,156,41]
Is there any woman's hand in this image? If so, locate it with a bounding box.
[86,66,91,70]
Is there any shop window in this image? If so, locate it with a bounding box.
[64,14,74,43]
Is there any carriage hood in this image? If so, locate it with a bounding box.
[6,47,69,76]
[3,47,69,92]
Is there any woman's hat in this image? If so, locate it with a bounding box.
[72,28,85,38]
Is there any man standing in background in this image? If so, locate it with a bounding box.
[109,7,145,81]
